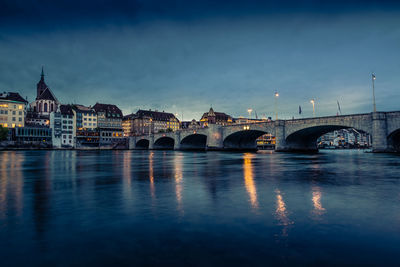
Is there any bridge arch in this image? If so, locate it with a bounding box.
[223,130,269,150]
[180,134,207,150]
[222,123,275,150]
[285,125,370,152]
[154,136,175,150]
[136,139,149,149]
[387,129,400,152]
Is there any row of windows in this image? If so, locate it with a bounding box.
[0,110,23,115]
[0,123,23,128]
[101,132,123,137]
[83,118,96,121]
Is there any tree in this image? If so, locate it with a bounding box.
[0,125,8,141]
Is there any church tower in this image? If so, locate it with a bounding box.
[36,67,49,100]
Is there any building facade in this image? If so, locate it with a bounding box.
[0,92,28,128]
[50,105,75,148]
[200,107,234,127]
[93,103,124,145]
[124,109,180,136]
[72,104,97,130]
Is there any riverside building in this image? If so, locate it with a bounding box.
[50,105,75,148]
[200,107,234,127]
[0,92,28,128]
[93,103,124,145]
[123,109,180,136]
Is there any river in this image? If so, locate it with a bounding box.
[0,150,399,265]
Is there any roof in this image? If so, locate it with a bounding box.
[37,88,58,102]
[60,105,74,116]
[123,113,137,120]
[136,109,179,122]
[93,103,123,118]
[201,111,233,121]
[72,104,95,113]
[0,92,28,103]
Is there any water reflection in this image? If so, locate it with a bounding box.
[33,151,52,236]
[174,153,184,215]
[122,151,134,210]
[243,153,258,210]
[148,151,156,200]
[0,152,24,220]
[275,189,293,237]
[312,186,325,218]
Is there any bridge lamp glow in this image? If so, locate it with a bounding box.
[310,99,316,117]
[247,109,253,119]
[274,91,279,120]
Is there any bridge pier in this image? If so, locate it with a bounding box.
[174,132,181,150]
[372,112,390,152]
[274,120,288,152]
[148,135,154,150]
[206,125,223,150]
[128,136,136,149]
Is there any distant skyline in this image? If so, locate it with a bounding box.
[1,0,399,120]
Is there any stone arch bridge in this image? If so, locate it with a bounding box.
[129,111,400,152]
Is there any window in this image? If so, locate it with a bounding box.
[12,111,16,115]
[19,111,22,115]
[12,117,16,121]
[84,118,87,121]
[18,105,23,110]
[44,103,48,112]
[18,118,22,122]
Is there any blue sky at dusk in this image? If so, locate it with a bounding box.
[0,0,399,120]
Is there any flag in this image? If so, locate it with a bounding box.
[337,100,341,115]
[372,73,376,80]
[299,105,302,114]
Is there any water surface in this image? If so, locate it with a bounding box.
[0,150,399,265]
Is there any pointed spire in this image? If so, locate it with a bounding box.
[41,66,44,80]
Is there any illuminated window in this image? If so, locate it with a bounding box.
[11,123,15,128]
[18,105,23,110]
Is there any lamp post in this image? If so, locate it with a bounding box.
[148,118,152,136]
[310,99,315,117]
[247,108,253,120]
[372,73,376,112]
[274,91,279,120]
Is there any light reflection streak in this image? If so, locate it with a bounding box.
[275,189,293,237]
[311,186,325,218]
[243,153,258,210]
[0,152,24,220]
[174,153,184,215]
[122,151,133,205]
[149,152,155,200]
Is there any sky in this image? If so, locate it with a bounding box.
[0,0,399,120]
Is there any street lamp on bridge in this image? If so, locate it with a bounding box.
[247,108,253,120]
[372,73,376,112]
[274,91,279,120]
[310,99,316,117]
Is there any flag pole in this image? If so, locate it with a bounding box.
[372,73,376,112]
